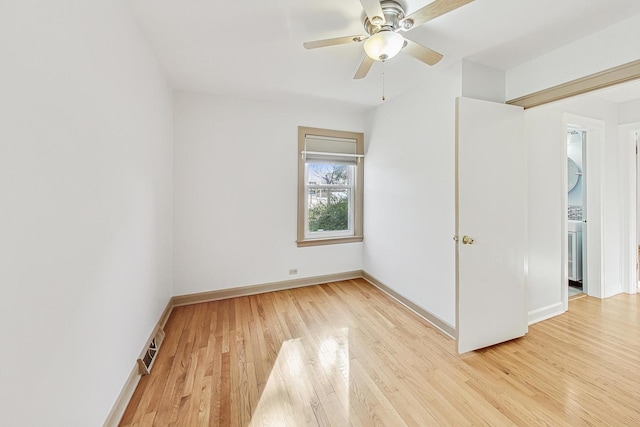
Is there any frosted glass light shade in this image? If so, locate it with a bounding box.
[364,30,404,61]
[568,131,581,145]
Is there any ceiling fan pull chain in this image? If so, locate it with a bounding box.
[382,62,385,101]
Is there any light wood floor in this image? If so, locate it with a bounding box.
[120,278,640,426]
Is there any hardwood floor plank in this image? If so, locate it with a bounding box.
[156,305,199,426]
[197,374,212,426]
[120,281,640,426]
[207,336,223,426]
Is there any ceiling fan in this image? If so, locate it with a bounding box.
[303,0,474,79]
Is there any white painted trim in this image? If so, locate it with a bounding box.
[561,120,570,312]
[604,283,624,299]
[528,302,565,325]
[362,271,456,339]
[620,123,640,294]
[102,364,141,427]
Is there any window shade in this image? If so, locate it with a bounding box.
[303,135,362,164]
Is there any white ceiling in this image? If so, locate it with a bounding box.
[128,0,640,109]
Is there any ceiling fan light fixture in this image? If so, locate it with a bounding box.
[401,18,414,30]
[364,30,404,61]
[371,15,384,25]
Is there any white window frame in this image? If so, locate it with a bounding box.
[304,163,355,239]
[297,126,364,247]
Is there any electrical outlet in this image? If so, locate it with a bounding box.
[288,268,298,275]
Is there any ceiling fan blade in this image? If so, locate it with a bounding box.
[402,39,443,66]
[400,0,474,30]
[360,0,386,25]
[303,35,366,49]
[354,55,375,79]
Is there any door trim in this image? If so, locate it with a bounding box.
[621,122,640,294]
[507,59,640,109]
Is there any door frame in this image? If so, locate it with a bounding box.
[562,114,605,310]
[621,122,640,294]
[565,126,587,292]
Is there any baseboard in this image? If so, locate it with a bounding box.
[157,298,174,330]
[103,298,173,427]
[528,302,565,325]
[102,364,141,427]
[171,270,364,307]
[362,271,456,339]
[603,283,623,298]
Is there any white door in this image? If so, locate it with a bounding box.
[455,97,527,353]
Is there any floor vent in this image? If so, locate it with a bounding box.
[137,329,165,376]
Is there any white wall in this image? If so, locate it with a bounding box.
[506,15,640,100]
[525,108,568,319]
[363,63,462,327]
[172,92,364,295]
[461,60,506,103]
[617,99,640,293]
[0,1,173,426]
[619,99,640,125]
[526,95,622,322]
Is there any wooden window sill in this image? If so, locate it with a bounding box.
[296,236,363,247]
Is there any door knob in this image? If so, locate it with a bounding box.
[462,235,474,245]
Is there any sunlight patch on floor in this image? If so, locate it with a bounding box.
[249,328,350,426]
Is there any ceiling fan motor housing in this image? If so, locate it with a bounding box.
[363,1,405,35]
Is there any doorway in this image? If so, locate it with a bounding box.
[567,128,586,299]
[562,114,604,309]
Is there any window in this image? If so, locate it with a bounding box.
[297,126,364,246]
